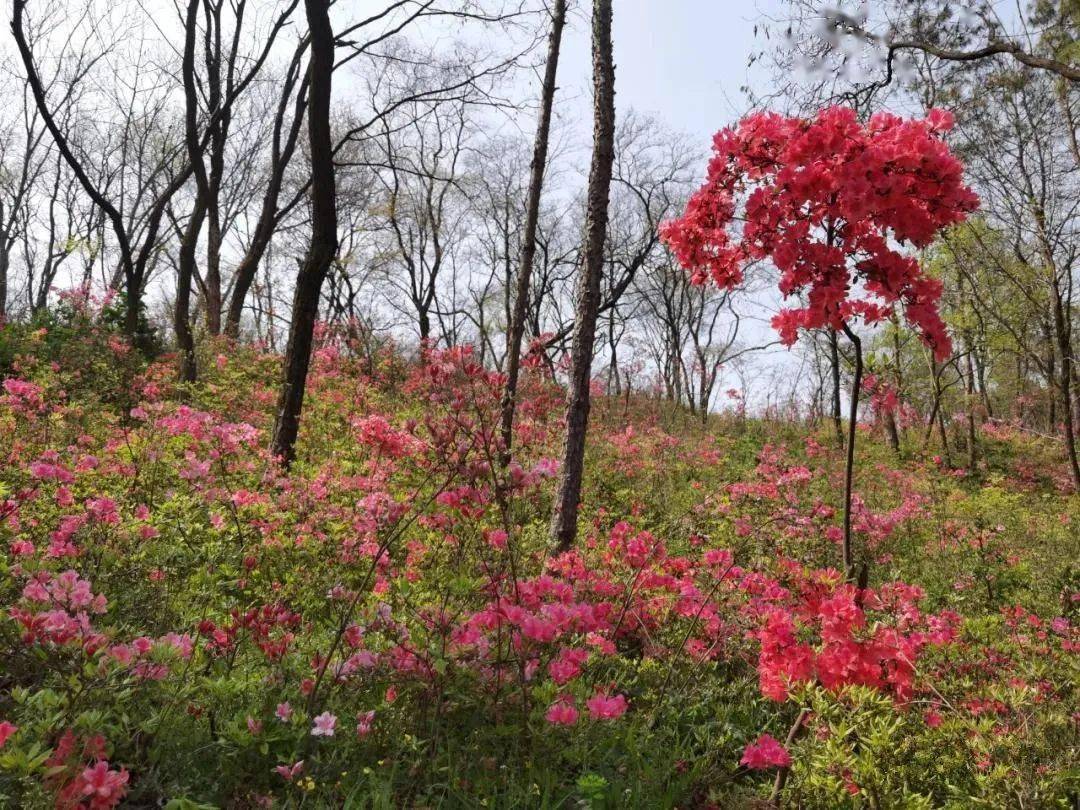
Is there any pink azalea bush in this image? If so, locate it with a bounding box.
[0,309,1076,807]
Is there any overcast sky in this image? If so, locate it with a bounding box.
[558,1,782,143]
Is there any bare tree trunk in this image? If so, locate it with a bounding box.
[0,228,8,323]
[270,0,336,467]
[959,277,978,471]
[178,0,207,383]
[224,49,306,337]
[176,198,205,384]
[202,1,225,337]
[840,324,862,577]
[923,357,944,454]
[829,329,843,447]
[937,406,950,463]
[973,335,992,418]
[1046,323,1057,430]
[607,308,621,396]
[549,0,615,552]
[1053,278,1080,488]
[205,214,223,334]
[964,348,978,472]
[498,0,567,464]
[884,409,901,455]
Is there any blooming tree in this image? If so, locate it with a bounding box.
[661,106,978,572]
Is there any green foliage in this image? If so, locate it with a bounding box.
[0,320,1077,808]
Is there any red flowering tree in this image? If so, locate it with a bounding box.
[662,106,978,574]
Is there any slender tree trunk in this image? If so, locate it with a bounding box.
[975,349,992,418]
[225,62,307,338]
[205,206,223,334]
[270,0,336,467]
[959,278,978,471]
[203,31,225,336]
[1053,279,1080,488]
[829,329,843,447]
[0,236,8,323]
[840,324,862,577]
[499,0,567,464]
[204,117,226,336]
[226,182,292,337]
[964,347,978,472]
[1046,324,1057,430]
[549,0,615,552]
[226,242,268,337]
[884,408,901,455]
[1072,357,1080,436]
[937,407,950,463]
[608,308,621,396]
[179,0,209,382]
[923,357,944,453]
[1016,354,1025,423]
[176,198,206,384]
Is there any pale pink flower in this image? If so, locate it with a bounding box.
[311,711,336,737]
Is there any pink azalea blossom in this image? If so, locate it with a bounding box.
[79,760,130,805]
[740,734,792,769]
[311,711,337,737]
[545,699,579,726]
[0,721,17,747]
[585,692,628,720]
[274,760,304,781]
[356,710,375,737]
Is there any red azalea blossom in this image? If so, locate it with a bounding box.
[545,697,580,726]
[585,691,628,720]
[740,734,792,769]
[661,106,978,359]
[76,761,130,808]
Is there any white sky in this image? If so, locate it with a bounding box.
[559,0,781,142]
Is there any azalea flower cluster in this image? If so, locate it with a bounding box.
[740,733,791,769]
[722,440,928,558]
[749,575,960,702]
[42,731,129,809]
[10,569,108,650]
[661,106,979,359]
[1,320,1076,806]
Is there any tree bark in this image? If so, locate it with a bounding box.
[499,0,567,463]
[270,0,336,467]
[549,0,615,552]
[884,408,901,455]
[959,277,978,471]
[224,47,307,336]
[223,108,304,337]
[840,323,862,577]
[0,221,8,323]
[1053,278,1080,488]
[964,347,978,472]
[176,197,205,384]
[202,0,226,336]
[178,0,208,383]
[829,329,843,447]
